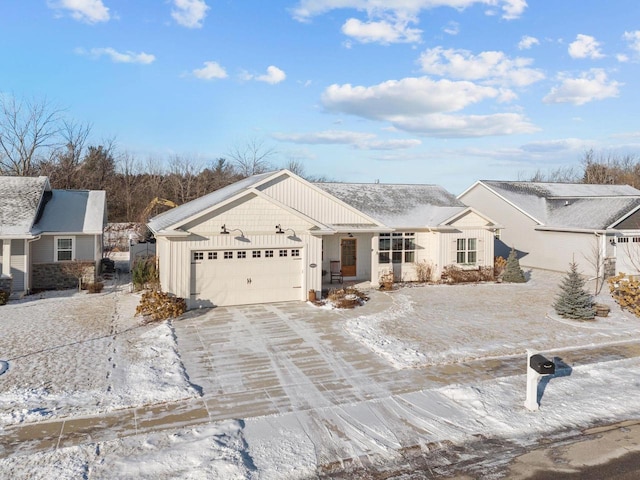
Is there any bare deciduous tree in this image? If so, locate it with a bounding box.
[0,95,64,176]
[227,137,275,177]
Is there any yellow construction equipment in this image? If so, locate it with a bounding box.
[140,197,178,222]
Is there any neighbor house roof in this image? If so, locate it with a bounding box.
[477,180,640,230]
[315,182,468,228]
[147,171,275,233]
[33,190,107,234]
[0,176,50,237]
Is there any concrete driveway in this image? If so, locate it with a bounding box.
[170,271,640,422]
[171,296,429,420]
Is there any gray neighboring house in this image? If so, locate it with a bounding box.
[459,180,640,278]
[0,176,107,296]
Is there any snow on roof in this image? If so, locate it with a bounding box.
[148,171,274,233]
[33,190,106,234]
[0,176,49,236]
[316,182,467,228]
[482,180,640,229]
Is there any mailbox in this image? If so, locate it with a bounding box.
[529,354,555,375]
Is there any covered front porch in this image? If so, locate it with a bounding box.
[321,229,387,289]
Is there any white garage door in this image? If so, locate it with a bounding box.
[190,247,303,307]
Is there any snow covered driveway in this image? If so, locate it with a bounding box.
[174,270,640,416]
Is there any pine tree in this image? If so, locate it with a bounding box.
[502,248,526,283]
[553,262,595,320]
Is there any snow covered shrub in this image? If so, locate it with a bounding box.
[87,282,104,293]
[441,266,493,283]
[553,262,595,320]
[327,287,369,308]
[414,260,434,282]
[502,248,526,283]
[0,290,8,306]
[608,273,640,317]
[379,270,394,290]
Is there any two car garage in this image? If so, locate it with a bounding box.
[189,247,304,307]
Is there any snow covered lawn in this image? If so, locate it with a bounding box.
[0,284,198,425]
[2,269,640,478]
[345,270,640,368]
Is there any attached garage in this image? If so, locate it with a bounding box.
[190,247,304,307]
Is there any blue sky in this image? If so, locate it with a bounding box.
[2,1,640,193]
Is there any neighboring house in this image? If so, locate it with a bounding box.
[459,180,640,278]
[148,170,497,309]
[0,176,107,296]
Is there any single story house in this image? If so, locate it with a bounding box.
[458,180,640,278]
[0,176,107,296]
[148,169,497,308]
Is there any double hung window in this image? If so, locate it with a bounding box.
[379,233,415,264]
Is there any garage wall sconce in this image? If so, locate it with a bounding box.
[276,224,301,241]
[220,224,246,239]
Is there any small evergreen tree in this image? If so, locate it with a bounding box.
[502,248,526,283]
[553,262,595,320]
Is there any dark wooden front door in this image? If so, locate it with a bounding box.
[341,238,356,277]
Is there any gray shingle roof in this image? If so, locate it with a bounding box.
[33,190,106,234]
[482,180,640,229]
[0,176,49,236]
[316,182,467,228]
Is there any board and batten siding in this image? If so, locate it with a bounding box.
[161,233,321,307]
[439,229,493,267]
[157,194,324,307]
[259,176,375,225]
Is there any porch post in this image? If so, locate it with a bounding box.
[2,239,11,277]
[371,234,380,288]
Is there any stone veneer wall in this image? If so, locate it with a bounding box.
[0,276,12,294]
[32,262,96,290]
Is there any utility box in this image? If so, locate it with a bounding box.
[529,354,555,375]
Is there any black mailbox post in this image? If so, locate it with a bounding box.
[529,354,555,375]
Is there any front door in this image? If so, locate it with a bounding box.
[341,238,356,277]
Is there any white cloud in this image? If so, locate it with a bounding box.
[520,138,588,153]
[518,35,539,50]
[79,47,155,64]
[341,17,422,44]
[256,66,286,84]
[48,0,110,23]
[543,69,621,105]
[272,130,421,150]
[172,0,209,28]
[291,0,527,22]
[321,77,537,137]
[623,31,640,54]
[568,34,604,59]
[322,77,499,118]
[390,112,538,137]
[418,47,545,87]
[192,61,228,80]
[443,21,459,35]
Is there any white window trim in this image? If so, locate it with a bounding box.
[54,236,76,262]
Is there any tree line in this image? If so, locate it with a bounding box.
[1,94,639,222]
[0,95,322,222]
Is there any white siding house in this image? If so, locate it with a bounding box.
[459,180,640,278]
[149,170,497,308]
